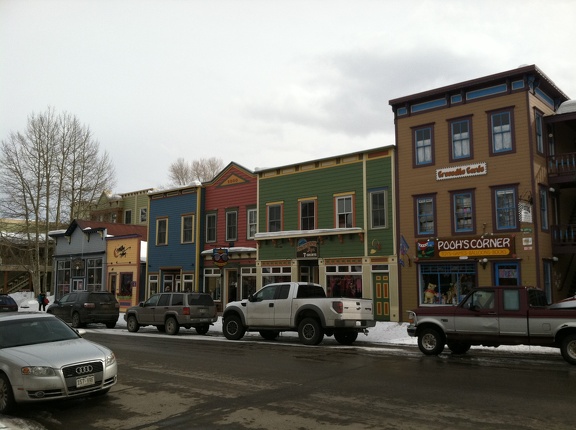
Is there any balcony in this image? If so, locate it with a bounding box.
[548,153,576,185]
[551,225,576,254]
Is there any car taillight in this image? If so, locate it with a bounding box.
[407,311,415,324]
[332,301,343,314]
[84,302,96,309]
[183,307,190,315]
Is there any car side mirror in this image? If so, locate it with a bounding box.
[139,302,144,307]
[248,294,255,302]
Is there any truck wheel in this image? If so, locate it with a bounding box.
[334,331,358,345]
[418,327,445,355]
[165,317,180,335]
[71,312,83,328]
[298,318,324,345]
[259,330,280,340]
[196,325,210,335]
[560,334,576,365]
[0,373,16,415]
[447,341,471,355]
[223,315,246,340]
[127,315,140,332]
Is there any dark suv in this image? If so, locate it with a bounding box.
[124,292,217,335]
[0,294,18,312]
[47,291,120,328]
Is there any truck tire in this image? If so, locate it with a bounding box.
[165,317,180,335]
[127,315,140,332]
[71,312,83,328]
[196,324,210,335]
[223,315,246,340]
[298,317,324,345]
[447,341,471,355]
[259,330,280,340]
[418,327,445,355]
[334,331,358,345]
[560,334,576,365]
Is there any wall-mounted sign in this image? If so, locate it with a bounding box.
[436,162,487,181]
[212,248,229,267]
[417,235,515,259]
[296,238,318,259]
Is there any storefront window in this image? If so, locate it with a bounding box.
[241,267,257,299]
[56,260,71,297]
[326,265,362,298]
[419,263,476,305]
[204,268,221,301]
[86,258,103,291]
[262,266,291,286]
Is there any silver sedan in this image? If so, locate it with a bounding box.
[0,312,117,414]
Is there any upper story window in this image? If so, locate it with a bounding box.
[300,200,316,230]
[335,195,353,228]
[247,208,257,239]
[539,187,549,231]
[490,109,514,155]
[415,195,435,236]
[226,210,238,242]
[370,190,387,229]
[139,208,147,223]
[156,218,168,245]
[181,214,195,243]
[206,213,217,243]
[414,125,434,166]
[450,118,471,161]
[535,110,544,155]
[452,191,474,233]
[125,210,132,224]
[493,186,517,231]
[267,203,282,232]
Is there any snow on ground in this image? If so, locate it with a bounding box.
[8,291,559,354]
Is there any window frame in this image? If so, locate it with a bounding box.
[181,214,195,244]
[139,207,147,223]
[124,209,132,224]
[492,185,518,231]
[156,218,168,246]
[489,108,515,156]
[335,195,354,228]
[299,199,316,230]
[535,109,544,155]
[205,213,217,243]
[451,190,475,234]
[413,124,434,167]
[449,117,472,162]
[267,203,283,232]
[247,208,257,239]
[415,194,436,237]
[539,186,549,231]
[370,189,388,229]
[226,210,238,242]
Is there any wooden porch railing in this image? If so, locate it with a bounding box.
[548,153,576,176]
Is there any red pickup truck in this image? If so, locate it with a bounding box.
[407,286,576,365]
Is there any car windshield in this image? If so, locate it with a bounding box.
[0,317,80,348]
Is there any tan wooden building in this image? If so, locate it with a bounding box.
[390,65,571,320]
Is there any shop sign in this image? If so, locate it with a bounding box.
[417,235,515,259]
[212,248,229,267]
[436,162,486,181]
[296,238,318,259]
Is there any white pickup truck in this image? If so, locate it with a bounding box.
[222,282,375,345]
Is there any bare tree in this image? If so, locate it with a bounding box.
[0,107,116,293]
[168,157,224,185]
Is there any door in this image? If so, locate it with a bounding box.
[373,273,390,321]
[454,289,499,337]
[245,284,278,326]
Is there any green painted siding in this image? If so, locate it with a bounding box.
[366,157,394,255]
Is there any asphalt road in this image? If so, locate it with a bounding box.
[6,329,576,430]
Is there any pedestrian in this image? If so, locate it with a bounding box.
[37,291,47,311]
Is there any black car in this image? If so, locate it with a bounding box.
[0,294,18,312]
[47,291,120,328]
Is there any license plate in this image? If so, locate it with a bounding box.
[76,375,95,388]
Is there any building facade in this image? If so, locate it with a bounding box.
[390,65,570,320]
[255,147,398,321]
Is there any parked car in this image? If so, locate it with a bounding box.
[0,295,18,313]
[124,292,218,335]
[46,292,120,328]
[0,312,117,414]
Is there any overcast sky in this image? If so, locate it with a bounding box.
[2,0,575,193]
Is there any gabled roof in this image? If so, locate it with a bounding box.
[49,219,147,241]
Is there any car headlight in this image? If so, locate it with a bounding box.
[105,352,116,367]
[21,366,56,377]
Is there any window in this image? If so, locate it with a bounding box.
[300,200,316,230]
[226,210,238,242]
[148,274,158,295]
[416,196,435,236]
[181,214,195,243]
[247,208,257,239]
[139,208,147,223]
[183,274,194,292]
[336,195,353,228]
[370,190,387,229]
[535,111,544,154]
[267,204,282,232]
[86,258,103,291]
[494,187,517,230]
[206,213,217,243]
[156,218,168,245]
[450,119,471,160]
[414,126,433,165]
[125,210,132,224]
[453,191,474,233]
[490,110,514,154]
[539,187,549,231]
[503,289,520,311]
